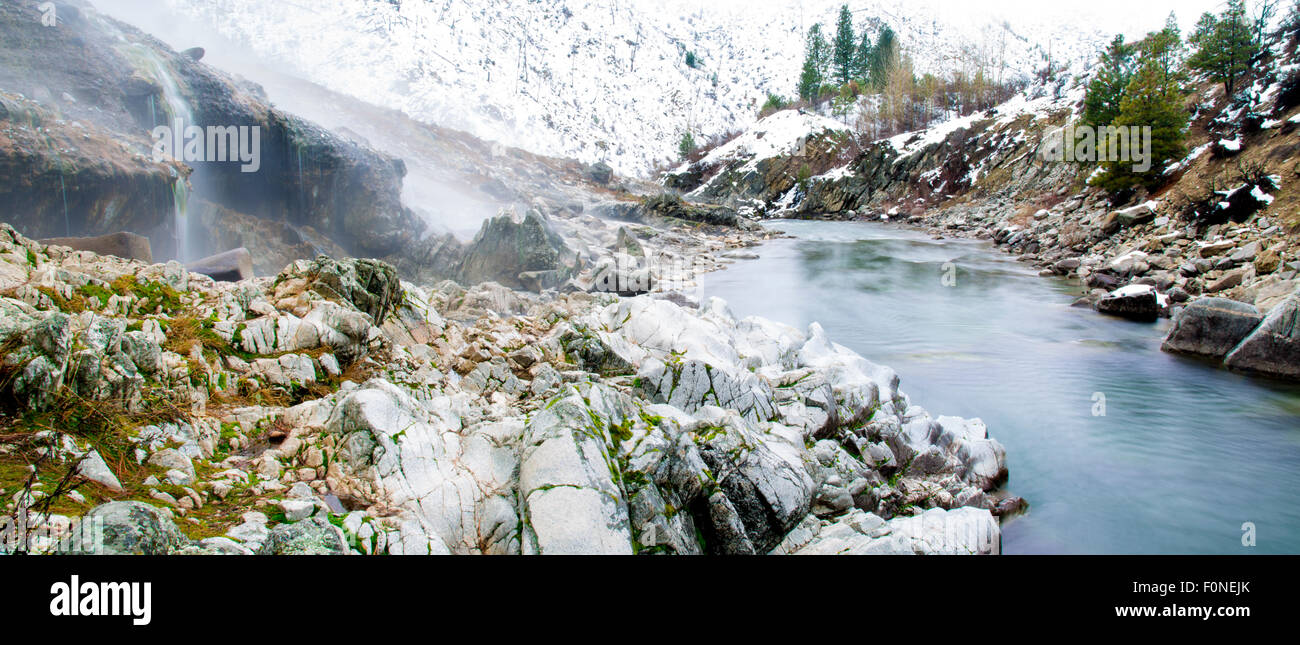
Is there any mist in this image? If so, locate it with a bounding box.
[90,0,511,241]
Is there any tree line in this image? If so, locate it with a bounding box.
[787,5,1022,139]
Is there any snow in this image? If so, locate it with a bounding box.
[1251,185,1276,206]
[682,109,850,174]
[1219,138,1243,152]
[1111,284,1154,298]
[154,0,1111,176]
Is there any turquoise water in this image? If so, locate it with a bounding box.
[700,220,1300,554]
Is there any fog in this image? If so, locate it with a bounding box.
[91,0,509,241]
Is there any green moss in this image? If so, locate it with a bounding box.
[109,275,183,316]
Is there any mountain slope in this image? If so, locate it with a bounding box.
[141,0,1111,175]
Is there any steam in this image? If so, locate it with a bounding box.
[90,0,508,241]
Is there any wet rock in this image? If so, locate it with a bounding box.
[41,232,153,264]
[1224,293,1300,379]
[1162,298,1262,360]
[1096,285,1161,322]
[993,496,1029,518]
[180,47,205,61]
[186,248,254,282]
[1053,258,1081,275]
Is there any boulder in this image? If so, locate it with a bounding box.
[58,502,189,555]
[1224,293,1300,379]
[458,210,578,291]
[520,390,634,555]
[41,232,152,263]
[1162,298,1263,360]
[186,248,254,282]
[293,256,404,322]
[584,161,614,185]
[1255,248,1282,275]
[1096,285,1161,322]
[257,518,348,555]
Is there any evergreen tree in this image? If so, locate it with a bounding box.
[1092,39,1188,192]
[833,4,857,84]
[798,23,832,101]
[1188,0,1259,96]
[868,26,897,89]
[678,131,696,160]
[1150,13,1185,89]
[1082,35,1134,129]
[852,31,874,81]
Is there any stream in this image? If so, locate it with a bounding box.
[700,220,1300,554]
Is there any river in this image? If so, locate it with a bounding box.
[699,220,1300,554]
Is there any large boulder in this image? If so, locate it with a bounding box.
[1224,293,1300,379]
[256,517,348,555]
[186,248,254,282]
[1096,285,1161,322]
[519,388,634,555]
[293,256,404,322]
[58,502,190,555]
[1162,298,1263,360]
[458,210,578,291]
[41,233,153,264]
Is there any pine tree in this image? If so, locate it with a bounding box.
[1188,0,1259,96]
[1083,36,1133,129]
[678,132,696,160]
[833,4,856,84]
[868,26,897,89]
[852,31,874,81]
[798,23,831,101]
[1092,39,1188,192]
[1151,13,1185,89]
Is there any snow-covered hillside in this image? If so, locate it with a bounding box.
[138,0,1119,175]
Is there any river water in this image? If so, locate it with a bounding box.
[699,220,1300,554]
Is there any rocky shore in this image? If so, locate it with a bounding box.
[664,40,1300,381]
[0,214,1017,555]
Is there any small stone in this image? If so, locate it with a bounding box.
[279,499,315,523]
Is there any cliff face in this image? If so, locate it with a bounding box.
[0,0,419,266]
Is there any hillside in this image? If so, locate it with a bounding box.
[111,0,1115,175]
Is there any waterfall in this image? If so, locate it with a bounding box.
[123,43,198,263]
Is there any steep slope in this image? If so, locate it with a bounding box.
[132,0,1114,175]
